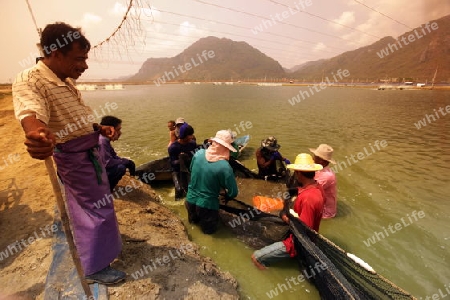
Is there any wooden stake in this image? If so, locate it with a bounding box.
[44,157,93,298]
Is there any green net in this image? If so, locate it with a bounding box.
[289,215,416,300]
[220,199,416,300]
[219,199,290,249]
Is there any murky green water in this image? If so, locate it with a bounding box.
[83,84,450,299]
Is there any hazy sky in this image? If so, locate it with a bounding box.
[1,0,449,82]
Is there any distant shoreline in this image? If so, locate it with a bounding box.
[2,82,450,91]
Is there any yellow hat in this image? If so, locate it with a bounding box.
[287,153,323,171]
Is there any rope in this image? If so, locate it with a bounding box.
[93,0,135,49]
[267,0,381,39]
[352,0,413,30]
[25,0,41,37]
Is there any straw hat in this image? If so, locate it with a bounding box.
[261,136,280,151]
[211,130,237,152]
[287,153,323,171]
[309,144,336,164]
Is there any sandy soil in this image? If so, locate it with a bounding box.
[0,90,239,300]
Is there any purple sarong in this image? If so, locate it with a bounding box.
[53,132,122,276]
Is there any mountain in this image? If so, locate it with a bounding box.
[128,36,285,82]
[287,59,326,73]
[289,14,450,83]
[129,14,450,83]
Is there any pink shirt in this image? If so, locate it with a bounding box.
[315,166,337,218]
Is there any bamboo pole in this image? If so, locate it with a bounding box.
[44,157,93,298]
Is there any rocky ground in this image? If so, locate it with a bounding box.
[0,89,239,300]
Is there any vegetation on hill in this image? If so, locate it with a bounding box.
[129,36,285,82]
[289,14,450,83]
[128,14,450,84]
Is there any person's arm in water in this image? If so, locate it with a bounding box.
[221,164,238,200]
[277,152,291,164]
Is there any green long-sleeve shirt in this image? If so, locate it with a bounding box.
[186,149,238,210]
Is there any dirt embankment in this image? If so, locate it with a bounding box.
[0,90,239,300]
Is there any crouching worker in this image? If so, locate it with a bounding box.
[185,130,238,234]
[99,115,136,192]
[251,153,324,269]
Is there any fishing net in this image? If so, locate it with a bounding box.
[219,198,290,249]
[220,197,416,300]
[228,158,260,179]
[289,215,416,300]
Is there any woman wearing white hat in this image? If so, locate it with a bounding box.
[185,130,239,234]
[251,153,324,269]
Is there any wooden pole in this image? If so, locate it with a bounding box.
[44,157,93,298]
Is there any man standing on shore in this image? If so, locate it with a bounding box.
[12,22,125,284]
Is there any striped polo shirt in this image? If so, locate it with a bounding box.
[13,61,94,144]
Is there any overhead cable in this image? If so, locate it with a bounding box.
[268,0,381,38]
[192,0,348,40]
[352,0,413,30]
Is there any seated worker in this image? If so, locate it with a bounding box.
[251,153,324,269]
[99,116,136,192]
[185,130,238,234]
[168,123,197,199]
[167,120,177,147]
[256,136,290,180]
[310,144,337,218]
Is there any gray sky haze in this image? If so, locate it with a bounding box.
[1,0,449,82]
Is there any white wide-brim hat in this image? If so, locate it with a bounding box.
[211,130,237,152]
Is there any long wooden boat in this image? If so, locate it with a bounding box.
[136,135,254,182]
[135,156,173,182]
[234,134,250,156]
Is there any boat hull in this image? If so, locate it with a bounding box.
[135,157,173,182]
[136,135,256,183]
